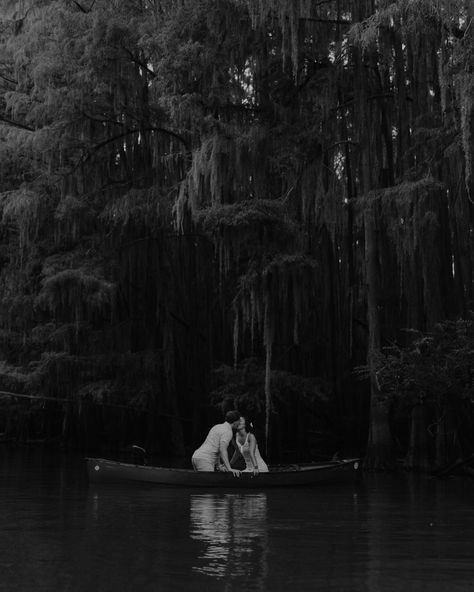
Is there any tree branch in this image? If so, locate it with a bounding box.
[0,72,17,86]
[70,0,90,13]
[80,126,189,165]
[80,111,124,126]
[0,115,34,132]
[300,17,352,25]
[328,140,359,150]
[331,98,354,112]
[367,93,394,101]
[120,46,156,79]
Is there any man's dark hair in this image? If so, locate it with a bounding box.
[225,410,241,424]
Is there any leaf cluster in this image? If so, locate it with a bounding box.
[211,358,328,416]
[375,318,474,404]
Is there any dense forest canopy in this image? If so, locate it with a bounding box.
[0,0,472,468]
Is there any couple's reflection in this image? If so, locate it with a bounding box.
[190,492,268,584]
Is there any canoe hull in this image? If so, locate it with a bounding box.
[86,457,361,488]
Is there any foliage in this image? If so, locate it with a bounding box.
[0,0,472,462]
[376,319,474,405]
[210,358,328,415]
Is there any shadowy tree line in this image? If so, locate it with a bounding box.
[0,0,472,468]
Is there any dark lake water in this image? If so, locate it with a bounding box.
[1,451,474,591]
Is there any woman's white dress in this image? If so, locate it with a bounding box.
[237,433,269,472]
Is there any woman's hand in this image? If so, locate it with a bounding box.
[231,469,241,477]
[252,467,259,476]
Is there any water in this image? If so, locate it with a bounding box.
[1,451,474,591]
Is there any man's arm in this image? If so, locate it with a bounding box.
[219,439,241,476]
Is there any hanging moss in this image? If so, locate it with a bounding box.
[54,194,91,243]
[457,73,474,200]
[198,198,297,272]
[37,269,115,323]
[354,177,451,329]
[350,0,465,47]
[101,186,163,229]
[200,198,288,230]
[1,185,52,252]
[0,0,472,460]
[237,0,320,76]
[231,252,318,444]
[176,121,273,228]
[233,253,317,347]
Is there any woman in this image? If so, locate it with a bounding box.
[231,417,269,474]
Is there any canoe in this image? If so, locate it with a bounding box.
[86,457,361,488]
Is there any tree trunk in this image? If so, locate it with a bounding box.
[435,400,461,469]
[359,84,396,469]
[363,205,396,470]
[404,403,430,472]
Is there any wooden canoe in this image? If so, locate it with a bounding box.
[86,457,361,488]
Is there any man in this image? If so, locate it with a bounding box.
[192,410,242,475]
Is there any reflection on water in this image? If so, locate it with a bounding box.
[190,493,268,584]
[3,452,474,591]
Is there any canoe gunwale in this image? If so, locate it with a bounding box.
[86,457,361,488]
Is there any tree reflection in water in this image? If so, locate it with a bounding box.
[190,493,268,584]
